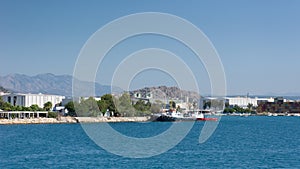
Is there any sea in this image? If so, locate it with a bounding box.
[1,116,300,168]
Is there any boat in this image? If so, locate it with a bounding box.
[196,113,218,121]
[153,111,218,122]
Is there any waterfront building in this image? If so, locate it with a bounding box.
[257,97,300,114]
[201,96,274,109]
[0,92,10,96]
[2,93,65,109]
[226,97,274,108]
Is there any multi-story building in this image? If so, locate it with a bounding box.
[2,93,65,109]
[257,97,300,114]
[226,97,274,108]
[201,96,274,109]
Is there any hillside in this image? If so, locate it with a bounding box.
[0,73,122,96]
[129,86,200,102]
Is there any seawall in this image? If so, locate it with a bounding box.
[0,116,151,125]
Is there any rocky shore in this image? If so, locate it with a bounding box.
[0,116,151,125]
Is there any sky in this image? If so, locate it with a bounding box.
[0,0,300,96]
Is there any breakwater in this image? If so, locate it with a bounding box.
[0,116,151,125]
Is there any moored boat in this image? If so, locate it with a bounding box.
[152,111,218,122]
[195,113,218,121]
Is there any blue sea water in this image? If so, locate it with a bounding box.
[1,116,300,168]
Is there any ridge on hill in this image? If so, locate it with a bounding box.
[0,73,122,96]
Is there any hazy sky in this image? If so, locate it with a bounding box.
[0,0,299,95]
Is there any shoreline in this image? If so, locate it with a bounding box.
[0,116,151,125]
[0,114,299,125]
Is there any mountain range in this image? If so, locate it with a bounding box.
[0,73,202,101]
[0,73,121,96]
[1,73,298,99]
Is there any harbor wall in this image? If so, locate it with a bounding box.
[0,116,151,125]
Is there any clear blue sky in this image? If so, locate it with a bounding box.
[1,0,300,95]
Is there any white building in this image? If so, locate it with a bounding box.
[2,93,65,109]
[201,96,274,109]
[0,92,9,96]
[61,96,101,106]
[227,97,275,108]
[226,97,258,108]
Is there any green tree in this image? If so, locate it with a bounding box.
[116,93,135,116]
[43,101,53,111]
[133,100,151,116]
[223,107,235,113]
[97,100,108,115]
[22,106,32,111]
[30,104,42,111]
[48,112,58,118]
[65,101,76,116]
[247,103,253,110]
[76,97,100,117]
[0,96,13,111]
[2,102,12,111]
[0,96,4,110]
[15,105,23,111]
[101,94,117,113]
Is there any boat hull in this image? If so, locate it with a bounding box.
[154,115,218,122]
[197,117,218,121]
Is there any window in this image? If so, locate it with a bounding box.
[13,96,17,106]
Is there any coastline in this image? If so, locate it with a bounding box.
[0,116,151,125]
[1,114,299,125]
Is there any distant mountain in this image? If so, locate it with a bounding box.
[0,73,122,96]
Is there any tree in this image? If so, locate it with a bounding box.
[30,104,42,111]
[65,101,76,116]
[101,94,117,113]
[133,100,151,116]
[97,100,108,115]
[0,96,4,110]
[76,97,100,117]
[48,112,58,118]
[43,101,52,111]
[116,93,135,116]
[1,102,12,111]
[223,107,235,113]
[247,103,253,110]
[14,105,23,111]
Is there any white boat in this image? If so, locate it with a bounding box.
[153,111,218,122]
